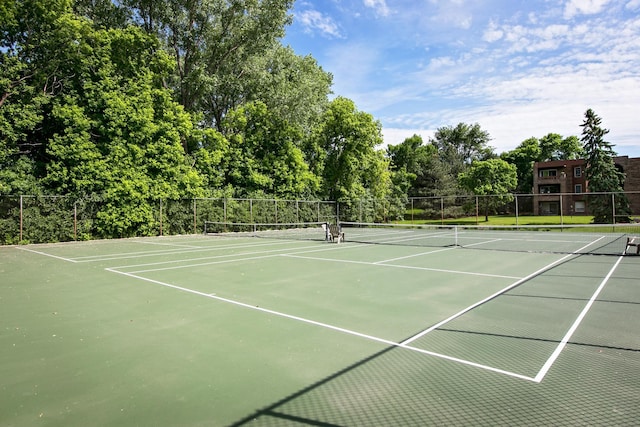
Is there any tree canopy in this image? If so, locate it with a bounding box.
[1,1,632,239]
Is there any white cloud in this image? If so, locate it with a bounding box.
[483,21,504,42]
[564,0,612,19]
[296,10,343,38]
[363,0,391,17]
[627,0,640,10]
[286,1,640,157]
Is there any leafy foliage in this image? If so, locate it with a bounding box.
[458,158,517,221]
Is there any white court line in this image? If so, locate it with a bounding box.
[113,242,334,271]
[134,241,203,249]
[533,255,624,383]
[16,247,78,263]
[400,235,608,347]
[281,254,521,280]
[373,246,458,264]
[105,267,536,382]
[373,238,503,264]
[70,239,311,262]
[126,253,282,274]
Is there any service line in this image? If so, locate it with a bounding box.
[105,267,537,382]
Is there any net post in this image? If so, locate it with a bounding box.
[440,197,444,225]
[515,195,519,228]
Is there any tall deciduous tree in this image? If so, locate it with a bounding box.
[539,133,583,161]
[430,122,494,179]
[458,158,517,221]
[313,97,390,202]
[387,134,455,197]
[125,0,294,136]
[221,101,318,198]
[500,137,541,194]
[581,109,630,223]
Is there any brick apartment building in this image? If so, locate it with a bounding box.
[532,156,640,216]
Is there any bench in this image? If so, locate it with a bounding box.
[625,236,640,255]
[328,224,344,244]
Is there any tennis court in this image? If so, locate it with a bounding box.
[1,223,639,426]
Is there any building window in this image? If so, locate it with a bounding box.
[575,184,582,193]
[574,166,581,177]
[539,184,560,194]
[575,201,586,213]
[539,201,560,215]
[539,169,557,178]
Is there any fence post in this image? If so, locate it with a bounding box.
[612,193,616,224]
[193,198,197,234]
[159,199,163,236]
[411,198,414,223]
[440,197,444,225]
[515,195,519,228]
[19,195,23,242]
[74,201,77,241]
[475,196,479,225]
[559,194,563,227]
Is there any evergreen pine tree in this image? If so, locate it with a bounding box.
[581,109,630,223]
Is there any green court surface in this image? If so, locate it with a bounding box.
[1,232,639,426]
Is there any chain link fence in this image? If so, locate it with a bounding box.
[2,192,639,244]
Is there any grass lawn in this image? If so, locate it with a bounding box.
[398,215,596,226]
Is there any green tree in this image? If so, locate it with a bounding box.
[221,101,318,198]
[313,97,390,202]
[500,137,541,194]
[42,26,204,236]
[246,45,333,136]
[125,0,294,135]
[539,133,583,161]
[430,122,495,179]
[458,158,517,221]
[580,109,630,223]
[387,134,455,197]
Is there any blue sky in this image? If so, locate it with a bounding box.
[282,0,640,157]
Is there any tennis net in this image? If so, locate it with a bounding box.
[338,222,640,256]
[204,221,329,242]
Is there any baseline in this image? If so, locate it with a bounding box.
[105,267,537,382]
[16,247,78,263]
